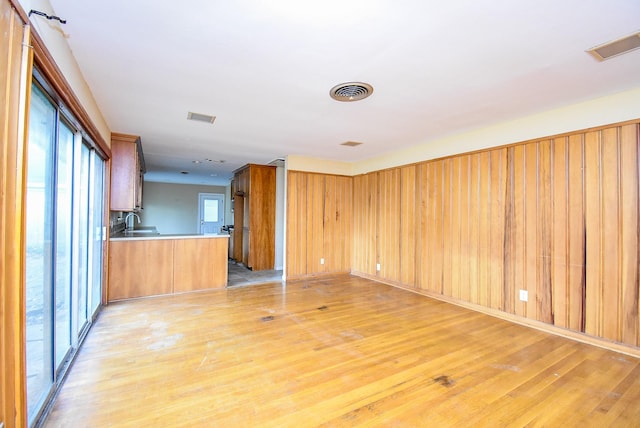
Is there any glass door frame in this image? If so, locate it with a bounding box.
[25,74,108,426]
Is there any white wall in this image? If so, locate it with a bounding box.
[20,0,111,145]
[141,181,228,234]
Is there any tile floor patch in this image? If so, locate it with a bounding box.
[228,261,282,287]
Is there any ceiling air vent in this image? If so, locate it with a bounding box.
[187,111,216,124]
[330,82,373,102]
[341,141,363,147]
[587,31,640,61]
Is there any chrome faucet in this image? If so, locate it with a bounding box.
[125,212,141,229]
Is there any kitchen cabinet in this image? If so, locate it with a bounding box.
[108,235,229,301]
[173,238,228,293]
[286,171,352,279]
[232,164,276,270]
[108,239,174,300]
[110,132,146,211]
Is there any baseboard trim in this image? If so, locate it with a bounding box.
[351,271,640,359]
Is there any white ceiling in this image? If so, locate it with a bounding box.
[46,0,640,185]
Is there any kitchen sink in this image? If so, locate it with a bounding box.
[123,227,159,235]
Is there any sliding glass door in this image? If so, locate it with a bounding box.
[25,81,56,419]
[25,80,106,425]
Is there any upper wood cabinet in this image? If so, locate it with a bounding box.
[110,133,146,211]
[232,164,276,270]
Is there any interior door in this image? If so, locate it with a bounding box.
[199,193,224,234]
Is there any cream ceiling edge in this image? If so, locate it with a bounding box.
[354,86,640,175]
[285,155,354,176]
[20,0,111,146]
[288,86,640,177]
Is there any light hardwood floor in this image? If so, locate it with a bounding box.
[44,275,640,427]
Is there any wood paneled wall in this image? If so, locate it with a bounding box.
[351,121,640,348]
[352,172,377,276]
[286,171,352,279]
[0,1,30,426]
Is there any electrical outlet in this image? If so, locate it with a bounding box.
[376,263,381,271]
[519,289,528,302]
[320,258,325,265]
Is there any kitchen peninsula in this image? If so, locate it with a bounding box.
[108,233,229,301]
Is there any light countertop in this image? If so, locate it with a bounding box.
[110,233,229,241]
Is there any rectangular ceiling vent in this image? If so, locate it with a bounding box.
[341,141,363,147]
[187,111,216,124]
[587,31,640,61]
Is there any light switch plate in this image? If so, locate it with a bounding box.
[376,263,381,271]
[320,258,325,265]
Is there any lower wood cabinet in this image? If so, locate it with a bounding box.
[173,238,228,293]
[109,240,173,300]
[108,237,228,301]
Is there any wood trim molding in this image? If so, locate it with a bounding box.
[286,169,354,179]
[29,30,111,159]
[6,0,28,23]
[285,271,351,281]
[351,271,640,359]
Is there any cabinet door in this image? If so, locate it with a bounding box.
[247,165,276,270]
[286,171,308,277]
[324,175,352,273]
[135,170,144,210]
[173,238,228,292]
[110,138,138,211]
[286,171,353,278]
[306,173,324,273]
[108,240,173,300]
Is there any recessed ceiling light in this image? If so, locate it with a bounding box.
[587,31,640,61]
[187,112,216,124]
[192,160,202,164]
[330,82,373,102]
[341,141,363,147]
[180,171,189,174]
